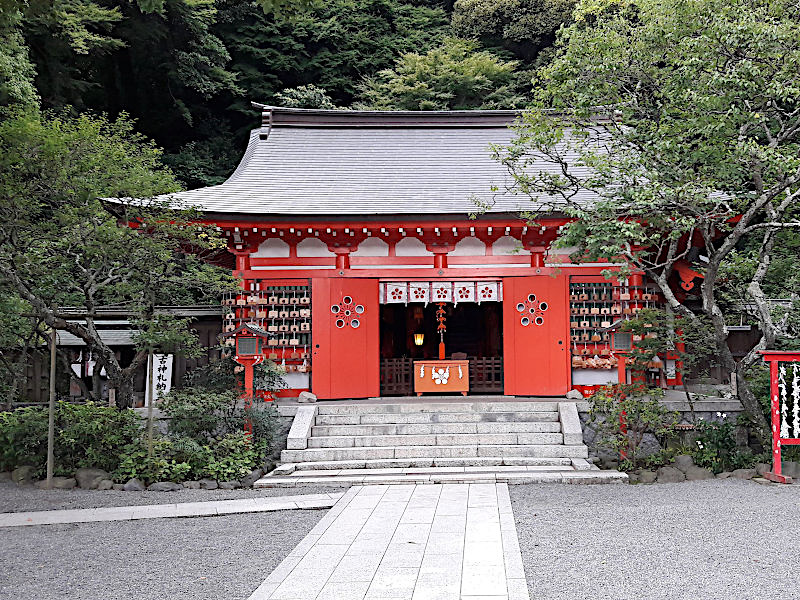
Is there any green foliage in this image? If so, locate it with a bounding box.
[183,354,286,394]
[254,360,287,394]
[636,448,678,472]
[159,388,239,441]
[618,308,716,383]
[115,432,256,483]
[159,386,278,472]
[0,13,38,113]
[114,440,194,484]
[202,432,258,481]
[358,37,525,110]
[690,415,766,474]
[274,84,336,109]
[0,402,143,476]
[495,0,800,434]
[588,384,679,470]
[0,109,230,405]
[184,355,240,392]
[452,0,575,63]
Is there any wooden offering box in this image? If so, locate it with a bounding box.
[413,360,469,395]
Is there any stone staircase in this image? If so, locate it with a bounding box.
[256,399,627,486]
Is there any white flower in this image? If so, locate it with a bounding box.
[696,441,704,449]
[722,413,727,419]
[716,411,721,417]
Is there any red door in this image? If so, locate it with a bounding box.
[312,278,380,399]
[503,275,570,396]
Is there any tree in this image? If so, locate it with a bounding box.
[274,84,336,109]
[495,0,800,437]
[358,37,526,110]
[0,110,231,407]
[451,0,576,64]
[0,4,38,114]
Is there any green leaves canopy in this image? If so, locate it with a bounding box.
[358,37,526,110]
[0,109,231,405]
[496,0,800,434]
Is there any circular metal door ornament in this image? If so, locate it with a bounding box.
[518,294,547,326]
[332,295,365,328]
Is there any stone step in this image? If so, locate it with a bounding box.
[314,401,560,415]
[310,421,562,436]
[314,411,559,426]
[287,456,576,471]
[307,432,564,448]
[286,465,578,477]
[254,469,627,487]
[281,444,588,463]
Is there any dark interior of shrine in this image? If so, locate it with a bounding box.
[379,302,504,395]
[380,302,503,360]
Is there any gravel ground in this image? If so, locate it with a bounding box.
[511,478,800,600]
[0,509,323,600]
[0,481,348,513]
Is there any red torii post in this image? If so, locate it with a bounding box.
[760,351,800,484]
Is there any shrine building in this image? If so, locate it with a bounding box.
[170,106,683,400]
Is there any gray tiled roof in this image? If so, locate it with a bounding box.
[167,107,596,217]
[55,330,136,347]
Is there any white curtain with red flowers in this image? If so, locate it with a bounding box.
[380,281,502,305]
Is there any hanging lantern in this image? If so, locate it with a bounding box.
[414,333,425,346]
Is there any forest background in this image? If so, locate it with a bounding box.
[1,0,569,188]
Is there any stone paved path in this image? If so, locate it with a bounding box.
[249,483,530,600]
[0,492,343,527]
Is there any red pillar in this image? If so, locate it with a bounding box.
[334,249,351,270]
[530,246,545,268]
[617,352,627,384]
[232,250,251,289]
[433,251,448,270]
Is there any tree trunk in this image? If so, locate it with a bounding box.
[115,372,136,409]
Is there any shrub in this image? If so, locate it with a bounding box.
[0,402,142,477]
[183,354,286,394]
[588,384,679,471]
[113,440,194,484]
[159,388,277,456]
[203,433,258,481]
[155,388,278,482]
[690,414,768,473]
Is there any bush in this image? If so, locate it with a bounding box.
[151,387,278,483]
[159,388,277,456]
[588,384,679,471]
[690,414,767,474]
[113,440,193,484]
[0,402,143,477]
[203,433,258,481]
[183,354,286,394]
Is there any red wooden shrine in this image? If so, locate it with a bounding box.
[178,106,696,400]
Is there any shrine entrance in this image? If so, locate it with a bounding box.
[378,281,504,396]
